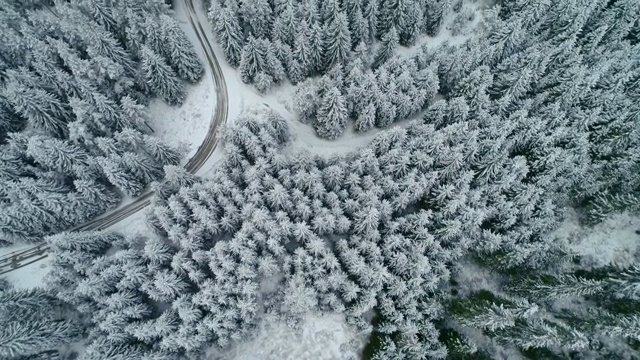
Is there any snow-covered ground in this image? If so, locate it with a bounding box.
[213,313,367,360]
[2,256,52,289]
[106,207,151,239]
[556,210,640,269]
[395,1,487,59]
[147,78,214,164]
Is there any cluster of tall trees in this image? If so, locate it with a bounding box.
[444,262,640,359]
[0,279,80,359]
[294,56,440,138]
[209,0,459,91]
[44,89,578,358]
[0,0,203,243]
[292,0,639,221]
[427,0,639,357]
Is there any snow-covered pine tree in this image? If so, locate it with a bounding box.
[323,12,352,71]
[372,26,399,69]
[140,46,185,105]
[240,0,273,39]
[3,77,69,138]
[159,15,204,83]
[26,135,89,175]
[0,285,80,359]
[212,4,245,67]
[314,86,348,139]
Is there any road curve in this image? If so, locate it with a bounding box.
[0,0,228,275]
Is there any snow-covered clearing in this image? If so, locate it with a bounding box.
[147,78,214,164]
[555,210,640,269]
[2,256,52,289]
[214,313,367,360]
[106,208,151,239]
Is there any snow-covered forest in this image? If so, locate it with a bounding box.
[2,0,640,359]
[0,0,203,244]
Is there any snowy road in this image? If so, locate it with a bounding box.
[0,0,228,275]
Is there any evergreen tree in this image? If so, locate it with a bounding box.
[239,36,264,84]
[26,136,89,175]
[160,15,204,83]
[309,21,324,73]
[3,79,69,137]
[140,46,185,106]
[0,286,79,359]
[241,0,273,39]
[212,5,244,67]
[98,156,145,196]
[373,26,399,69]
[291,20,313,83]
[271,1,297,46]
[314,87,348,139]
[355,102,376,132]
[323,12,352,70]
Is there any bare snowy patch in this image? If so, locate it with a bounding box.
[106,207,152,239]
[453,258,506,298]
[147,77,214,163]
[395,0,487,59]
[2,256,52,289]
[215,313,367,360]
[556,210,640,269]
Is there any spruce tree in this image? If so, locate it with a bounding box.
[323,12,352,70]
[314,87,348,139]
[373,26,399,69]
[213,5,245,67]
[140,46,185,106]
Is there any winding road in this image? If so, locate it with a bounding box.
[0,0,228,275]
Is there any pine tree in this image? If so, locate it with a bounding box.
[309,21,324,73]
[355,102,376,132]
[378,0,415,43]
[0,286,79,359]
[241,0,273,39]
[142,135,181,166]
[26,136,89,175]
[3,79,69,138]
[363,0,378,42]
[119,95,151,133]
[98,156,145,196]
[121,152,163,184]
[213,5,245,67]
[323,12,352,70]
[424,0,450,36]
[140,46,185,106]
[239,36,264,84]
[271,1,297,46]
[160,15,204,83]
[314,87,348,139]
[373,26,399,69]
[291,20,313,82]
